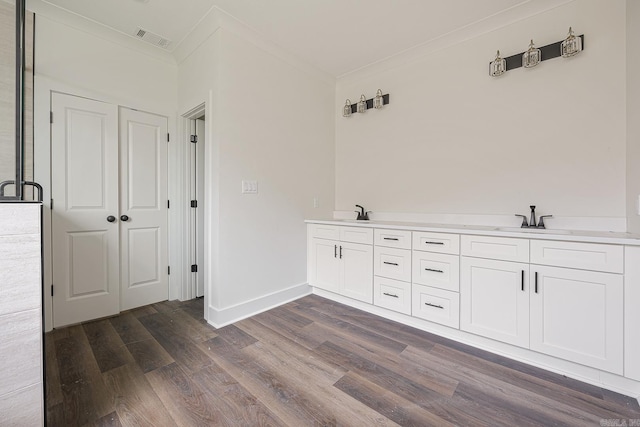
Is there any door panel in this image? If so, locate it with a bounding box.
[52,93,119,327]
[340,242,373,303]
[119,108,168,310]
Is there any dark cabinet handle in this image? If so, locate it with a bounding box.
[535,272,538,293]
[383,237,399,241]
[425,302,444,309]
[521,270,524,291]
[339,246,342,259]
[120,215,129,222]
[334,245,337,258]
[425,268,444,273]
[383,261,399,266]
[424,241,444,245]
[383,292,399,298]
[107,215,116,223]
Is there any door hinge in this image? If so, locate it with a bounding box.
[190,135,198,143]
[167,200,170,209]
[50,111,53,124]
[167,133,170,142]
[51,285,54,296]
[168,266,171,275]
[50,198,54,210]
[191,264,198,273]
[190,200,197,208]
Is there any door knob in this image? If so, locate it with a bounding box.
[107,215,116,223]
[120,215,129,222]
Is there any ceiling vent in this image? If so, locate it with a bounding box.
[133,27,171,49]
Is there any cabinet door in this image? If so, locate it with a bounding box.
[461,257,530,347]
[530,265,623,374]
[340,242,374,303]
[309,238,340,293]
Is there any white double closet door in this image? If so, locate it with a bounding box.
[51,92,168,327]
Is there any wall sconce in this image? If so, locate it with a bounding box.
[343,99,352,117]
[342,91,390,117]
[561,27,582,57]
[522,40,541,68]
[489,50,506,77]
[373,89,384,109]
[357,95,367,113]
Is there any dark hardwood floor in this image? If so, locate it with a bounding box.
[45,294,640,426]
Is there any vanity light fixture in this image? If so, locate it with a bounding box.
[561,27,582,57]
[357,94,367,113]
[489,50,506,77]
[343,99,352,117]
[373,89,384,109]
[522,40,541,68]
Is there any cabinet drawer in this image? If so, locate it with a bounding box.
[413,232,459,254]
[461,235,529,263]
[530,240,623,273]
[374,276,411,315]
[412,252,460,291]
[310,224,339,240]
[375,247,411,282]
[339,226,373,245]
[412,285,460,329]
[374,229,412,249]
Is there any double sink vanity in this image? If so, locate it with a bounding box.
[306,218,640,398]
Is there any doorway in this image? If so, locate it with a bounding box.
[50,92,169,327]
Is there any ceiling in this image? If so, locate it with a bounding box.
[39,0,544,77]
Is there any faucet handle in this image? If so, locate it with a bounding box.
[515,214,529,228]
[538,215,552,229]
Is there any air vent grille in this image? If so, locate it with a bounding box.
[133,27,172,50]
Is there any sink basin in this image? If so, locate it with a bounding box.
[496,227,571,235]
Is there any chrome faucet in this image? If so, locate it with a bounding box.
[515,205,552,229]
[355,205,371,220]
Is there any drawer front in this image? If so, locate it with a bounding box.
[412,252,460,292]
[530,240,623,273]
[413,232,459,255]
[412,284,460,329]
[310,224,339,240]
[339,226,374,245]
[375,247,412,282]
[374,276,411,315]
[461,235,529,263]
[374,229,412,250]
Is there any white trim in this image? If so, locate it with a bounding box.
[312,287,640,402]
[207,283,312,329]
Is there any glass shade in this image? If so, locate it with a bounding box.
[489,50,506,77]
[523,40,541,68]
[561,27,582,58]
[357,94,367,113]
[373,89,384,109]
[343,99,352,117]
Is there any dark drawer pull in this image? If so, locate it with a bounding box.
[383,261,399,266]
[383,292,399,298]
[425,268,444,273]
[383,237,399,241]
[425,302,444,309]
[424,241,444,245]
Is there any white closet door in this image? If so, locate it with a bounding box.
[51,93,120,327]
[119,108,168,310]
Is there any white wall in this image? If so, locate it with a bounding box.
[178,25,335,323]
[627,0,640,233]
[336,0,626,227]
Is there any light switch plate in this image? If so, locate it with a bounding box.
[242,180,258,194]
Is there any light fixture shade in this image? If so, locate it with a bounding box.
[489,50,506,77]
[357,94,367,113]
[523,40,541,68]
[561,27,582,57]
[373,89,384,109]
[343,99,352,117]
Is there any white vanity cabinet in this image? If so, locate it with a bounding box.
[308,224,373,303]
[373,229,412,314]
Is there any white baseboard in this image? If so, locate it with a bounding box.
[206,283,311,328]
[312,288,640,402]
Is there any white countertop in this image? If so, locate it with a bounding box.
[305,218,640,246]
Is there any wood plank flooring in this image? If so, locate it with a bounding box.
[45,295,640,426]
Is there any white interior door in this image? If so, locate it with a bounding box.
[51,93,120,327]
[119,108,168,310]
